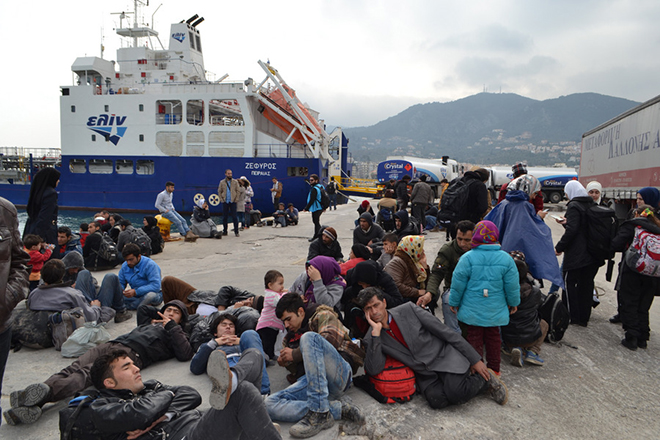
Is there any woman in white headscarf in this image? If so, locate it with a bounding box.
[586,181,604,206]
[191,197,221,238]
[554,180,602,326]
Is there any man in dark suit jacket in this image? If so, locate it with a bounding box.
[359,288,508,409]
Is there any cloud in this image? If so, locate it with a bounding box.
[433,24,534,53]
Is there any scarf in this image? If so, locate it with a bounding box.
[396,235,427,283]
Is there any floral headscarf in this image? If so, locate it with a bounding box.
[397,235,427,283]
[472,220,500,248]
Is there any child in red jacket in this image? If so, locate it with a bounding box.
[24,234,54,291]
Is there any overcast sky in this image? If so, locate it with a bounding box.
[1,0,658,148]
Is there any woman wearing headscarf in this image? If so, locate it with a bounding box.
[289,255,346,308]
[241,177,254,228]
[142,216,164,254]
[383,235,433,309]
[394,210,418,240]
[555,180,601,326]
[610,205,660,350]
[190,197,220,238]
[236,178,247,230]
[586,181,606,206]
[23,167,60,245]
[485,175,563,288]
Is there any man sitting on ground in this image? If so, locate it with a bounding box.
[273,202,288,228]
[117,243,162,309]
[353,212,385,247]
[190,313,271,395]
[359,288,509,411]
[3,300,193,425]
[50,226,83,260]
[266,293,365,439]
[87,349,281,439]
[27,259,116,324]
[307,227,343,261]
[286,203,299,225]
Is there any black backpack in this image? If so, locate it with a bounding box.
[539,291,570,342]
[437,177,472,226]
[318,185,331,210]
[94,233,117,263]
[126,228,152,257]
[59,389,102,440]
[582,204,618,263]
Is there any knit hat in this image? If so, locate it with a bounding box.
[351,244,372,260]
[62,251,84,270]
[638,187,660,208]
[322,227,337,241]
[196,197,205,209]
[508,250,526,263]
[472,220,499,247]
[361,200,371,209]
[512,162,528,178]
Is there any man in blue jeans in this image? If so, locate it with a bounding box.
[155,181,198,241]
[266,295,365,438]
[190,313,270,395]
[117,243,163,310]
[219,169,241,237]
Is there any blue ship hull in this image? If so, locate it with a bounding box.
[2,155,325,215]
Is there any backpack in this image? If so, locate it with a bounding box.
[93,233,117,264]
[10,308,54,349]
[59,389,102,440]
[624,226,660,277]
[49,307,86,351]
[319,185,331,210]
[580,203,617,262]
[126,228,152,257]
[539,291,570,343]
[354,356,416,404]
[437,178,473,226]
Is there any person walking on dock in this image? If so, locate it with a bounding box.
[303,174,324,242]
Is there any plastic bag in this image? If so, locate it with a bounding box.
[61,322,111,358]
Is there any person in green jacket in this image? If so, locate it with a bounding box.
[426,220,475,333]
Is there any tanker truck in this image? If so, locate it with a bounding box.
[487,165,578,203]
[376,156,463,197]
[580,93,660,220]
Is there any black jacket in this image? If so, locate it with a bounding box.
[353,212,385,246]
[394,210,418,240]
[90,380,202,440]
[143,225,163,255]
[555,196,598,271]
[307,237,343,261]
[394,180,409,202]
[82,232,118,270]
[501,275,542,346]
[23,187,58,245]
[459,171,488,224]
[611,217,660,253]
[342,260,404,309]
[114,300,194,369]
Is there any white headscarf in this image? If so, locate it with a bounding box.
[196,197,205,209]
[585,181,603,204]
[564,180,588,200]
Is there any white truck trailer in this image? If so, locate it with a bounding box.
[580,94,660,219]
[488,165,578,203]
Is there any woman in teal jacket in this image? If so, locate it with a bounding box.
[449,220,520,374]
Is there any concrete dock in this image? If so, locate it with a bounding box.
[2,200,659,439]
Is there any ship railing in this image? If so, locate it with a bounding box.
[253,144,313,159]
[338,177,379,189]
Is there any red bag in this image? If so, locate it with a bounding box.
[355,355,416,404]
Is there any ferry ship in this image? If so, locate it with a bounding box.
[0,4,350,214]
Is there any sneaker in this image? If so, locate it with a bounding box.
[3,406,43,425]
[524,350,544,366]
[341,401,365,425]
[10,383,51,408]
[207,351,232,410]
[510,347,524,367]
[114,310,133,324]
[289,410,334,438]
[485,368,508,405]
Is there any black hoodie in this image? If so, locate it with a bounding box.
[353,212,385,246]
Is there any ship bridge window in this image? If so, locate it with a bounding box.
[156,100,182,125]
[196,35,202,53]
[71,105,76,113]
[288,167,308,177]
[189,32,195,50]
[209,99,244,126]
[187,100,204,125]
[89,159,113,174]
[116,159,133,174]
[69,159,86,174]
[136,160,155,175]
